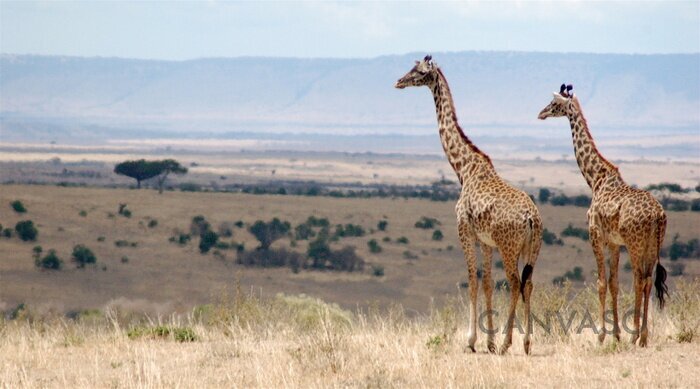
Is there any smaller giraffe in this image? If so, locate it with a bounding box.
[538,84,668,347]
[396,56,542,354]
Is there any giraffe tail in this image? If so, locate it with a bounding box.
[520,213,539,301]
[653,216,668,310]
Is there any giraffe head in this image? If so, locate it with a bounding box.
[394,55,437,89]
[537,84,574,120]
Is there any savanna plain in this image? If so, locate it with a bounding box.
[1,152,699,388]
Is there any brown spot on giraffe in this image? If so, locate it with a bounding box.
[538,88,668,347]
[396,56,542,355]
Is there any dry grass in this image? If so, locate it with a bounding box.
[2,280,699,388]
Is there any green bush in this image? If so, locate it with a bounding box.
[79,210,88,217]
[169,233,191,246]
[32,245,43,260]
[550,194,571,206]
[15,220,38,241]
[118,204,131,218]
[249,218,291,250]
[2,228,12,238]
[561,224,589,241]
[664,234,700,260]
[691,199,700,212]
[294,222,315,240]
[403,250,419,260]
[190,215,210,236]
[538,188,551,203]
[10,200,27,213]
[148,219,158,228]
[645,183,685,193]
[237,248,303,271]
[308,237,332,269]
[377,220,388,231]
[179,182,202,192]
[372,265,385,277]
[328,246,364,272]
[127,325,197,342]
[199,230,219,253]
[72,244,97,268]
[415,216,440,229]
[397,236,410,244]
[367,239,382,253]
[36,249,63,270]
[114,240,130,247]
[553,266,585,284]
[334,223,365,238]
[542,228,563,245]
[432,230,444,241]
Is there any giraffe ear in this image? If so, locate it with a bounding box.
[553,93,568,103]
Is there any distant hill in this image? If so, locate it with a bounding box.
[2,52,699,136]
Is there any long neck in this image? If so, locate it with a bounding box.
[566,99,622,191]
[428,69,493,184]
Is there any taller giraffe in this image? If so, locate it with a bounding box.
[396,55,542,354]
[538,84,668,347]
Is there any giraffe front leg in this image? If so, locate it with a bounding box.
[458,223,479,352]
[608,244,621,342]
[499,251,520,355]
[589,224,607,344]
[480,244,496,353]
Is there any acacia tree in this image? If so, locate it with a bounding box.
[114,159,187,192]
[248,218,291,250]
[153,159,188,194]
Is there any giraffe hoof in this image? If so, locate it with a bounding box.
[498,344,510,355]
[629,334,639,345]
[597,332,606,344]
[487,341,497,354]
[613,328,621,342]
[464,345,476,353]
[523,340,531,355]
[639,335,648,348]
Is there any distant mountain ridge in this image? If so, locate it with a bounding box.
[1,52,699,135]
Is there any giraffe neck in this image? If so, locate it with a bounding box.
[428,69,493,184]
[566,99,622,191]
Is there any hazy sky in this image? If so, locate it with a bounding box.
[2,1,699,60]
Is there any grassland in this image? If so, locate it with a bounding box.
[1,279,699,388]
[1,183,699,316]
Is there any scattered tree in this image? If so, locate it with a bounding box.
[249,218,291,250]
[15,220,38,241]
[72,244,97,268]
[11,200,27,213]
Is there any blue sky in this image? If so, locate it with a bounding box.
[1,1,698,60]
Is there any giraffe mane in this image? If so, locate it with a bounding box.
[571,97,619,174]
[435,68,493,167]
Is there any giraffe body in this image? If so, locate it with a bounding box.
[397,56,542,354]
[538,89,668,347]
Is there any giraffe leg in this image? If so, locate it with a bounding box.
[639,273,653,347]
[608,244,621,342]
[589,224,607,343]
[627,246,644,345]
[480,244,496,353]
[522,272,534,355]
[458,222,479,352]
[499,251,520,355]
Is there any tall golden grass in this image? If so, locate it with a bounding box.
[2,279,698,388]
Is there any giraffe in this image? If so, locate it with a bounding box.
[396,55,542,354]
[538,84,668,347]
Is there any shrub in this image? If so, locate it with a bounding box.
[663,198,690,212]
[669,262,685,277]
[542,228,563,245]
[15,220,38,241]
[190,215,211,236]
[2,228,12,238]
[306,216,330,227]
[553,266,585,284]
[79,210,88,217]
[127,325,197,342]
[32,245,43,260]
[169,233,191,246]
[561,224,589,241]
[72,244,97,268]
[328,246,365,272]
[372,265,385,277]
[572,195,591,207]
[249,218,291,250]
[403,250,419,260]
[397,236,410,244]
[382,236,391,242]
[294,223,315,240]
[148,219,158,228]
[495,260,504,269]
[415,216,440,229]
[377,220,388,231]
[118,204,131,218]
[308,237,332,269]
[367,239,382,253]
[432,230,444,241]
[691,199,700,212]
[645,183,685,193]
[217,222,234,237]
[10,200,27,213]
[36,249,63,270]
[334,223,365,238]
[180,182,202,192]
[237,248,303,271]
[234,220,245,228]
[665,234,700,260]
[121,256,129,263]
[550,194,571,206]
[538,188,551,203]
[114,240,130,247]
[495,279,509,291]
[199,230,219,253]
